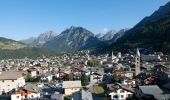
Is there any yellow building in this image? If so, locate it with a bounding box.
[62,81,82,95]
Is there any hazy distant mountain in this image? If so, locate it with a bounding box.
[21,30,58,45]
[36,31,58,44]
[44,26,106,52]
[99,29,117,41]
[96,33,105,39]
[110,28,130,42]
[95,29,129,45]
[20,37,36,45]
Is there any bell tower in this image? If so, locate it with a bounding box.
[135,48,140,76]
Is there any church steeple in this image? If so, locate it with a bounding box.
[135,48,141,76]
[112,51,114,60]
[136,48,140,57]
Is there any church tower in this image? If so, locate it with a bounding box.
[135,48,141,76]
[111,51,114,60]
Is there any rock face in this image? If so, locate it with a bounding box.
[36,31,58,44]
[96,33,105,39]
[44,26,106,52]
[96,29,129,45]
[99,29,117,41]
[21,31,58,45]
[110,28,130,43]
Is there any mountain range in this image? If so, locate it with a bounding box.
[44,26,106,52]
[1,1,170,58]
[21,26,126,53]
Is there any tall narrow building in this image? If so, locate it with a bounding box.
[112,51,114,60]
[135,48,141,76]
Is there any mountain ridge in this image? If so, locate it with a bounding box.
[21,30,58,45]
[44,26,106,52]
[110,1,170,53]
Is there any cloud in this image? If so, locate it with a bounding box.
[103,28,108,32]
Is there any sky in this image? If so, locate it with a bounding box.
[0,0,169,40]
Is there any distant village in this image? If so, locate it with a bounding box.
[0,49,170,100]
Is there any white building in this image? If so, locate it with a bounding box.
[108,88,133,100]
[11,89,40,100]
[90,72,103,84]
[0,71,25,94]
[121,79,135,87]
[11,83,41,100]
[117,52,122,58]
[27,67,37,77]
[141,54,161,61]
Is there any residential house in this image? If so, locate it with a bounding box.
[72,67,81,80]
[39,66,48,74]
[0,71,25,94]
[27,67,37,77]
[90,72,103,84]
[121,78,135,88]
[62,81,82,95]
[11,89,40,100]
[41,92,64,100]
[41,73,53,82]
[90,68,104,84]
[106,84,133,100]
[72,90,93,100]
[141,54,161,62]
[153,65,168,82]
[11,83,40,100]
[113,69,134,79]
[135,85,167,100]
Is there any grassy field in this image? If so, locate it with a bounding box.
[93,85,104,94]
[0,41,26,50]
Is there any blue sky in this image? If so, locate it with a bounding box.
[0,0,169,40]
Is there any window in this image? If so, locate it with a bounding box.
[113,95,118,98]
[120,90,124,93]
[128,94,131,97]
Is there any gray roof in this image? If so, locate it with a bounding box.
[162,82,170,90]
[63,81,81,88]
[0,71,23,80]
[24,83,40,92]
[139,85,163,95]
[51,93,64,100]
[82,90,93,100]
[154,94,170,100]
[72,90,93,100]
